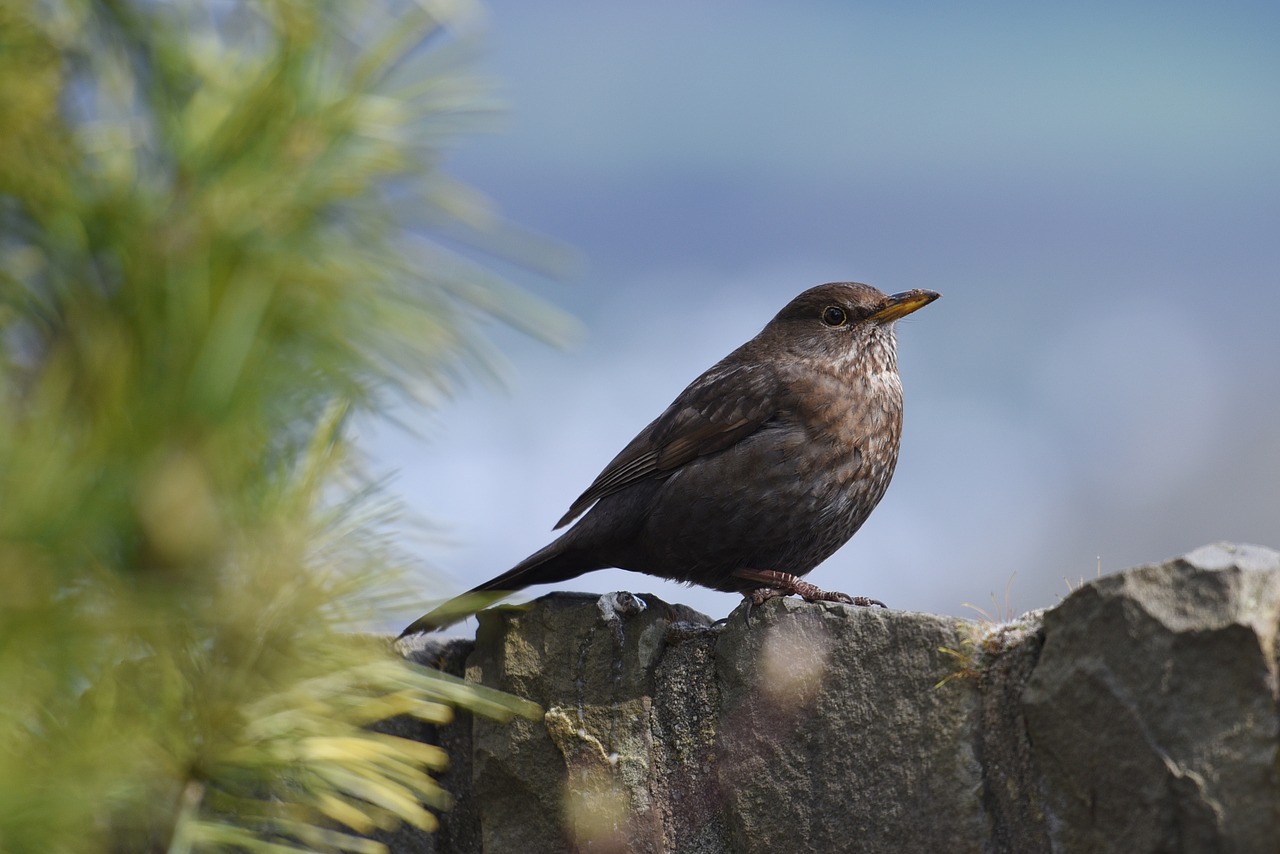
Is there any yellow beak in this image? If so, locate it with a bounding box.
[871,289,941,324]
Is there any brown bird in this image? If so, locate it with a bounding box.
[400,282,939,636]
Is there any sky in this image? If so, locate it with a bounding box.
[366,1,1280,630]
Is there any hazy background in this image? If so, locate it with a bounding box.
[366,1,1280,627]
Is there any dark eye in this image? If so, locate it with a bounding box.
[821,306,847,327]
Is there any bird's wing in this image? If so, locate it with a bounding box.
[554,362,782,528]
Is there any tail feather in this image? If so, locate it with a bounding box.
[397,541,599,638]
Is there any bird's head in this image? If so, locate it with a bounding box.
[762,282,940,368]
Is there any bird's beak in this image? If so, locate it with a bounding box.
[871,289,941,324]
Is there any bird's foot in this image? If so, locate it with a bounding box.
[734,569,887,610]
[747,587,787,608]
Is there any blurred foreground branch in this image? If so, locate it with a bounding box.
[0,1,556,851]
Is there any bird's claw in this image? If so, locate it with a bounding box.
[811,590,887,608]
[742,587,783,625]
[748,587,787,608]
[735,569,888,620]
[796,585,887,608]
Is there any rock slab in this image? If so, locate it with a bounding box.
[393,542,1280,854]
[1022,542,1280,853]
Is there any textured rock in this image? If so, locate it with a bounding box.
[972,612,1051,853]
[467,591,715,853]
[386,543,1280,854]
[648,618,726,852]
[376,637,477,854]
[1022,542,1280,853]
[714,598,984,852]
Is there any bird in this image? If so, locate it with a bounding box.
[399,282,939,636]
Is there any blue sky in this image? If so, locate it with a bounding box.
[368,1,1280,627]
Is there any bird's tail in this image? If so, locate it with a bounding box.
[396,541,599,638]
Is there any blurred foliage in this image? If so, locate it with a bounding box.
[0,0,560,851]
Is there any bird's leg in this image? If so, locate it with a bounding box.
[732,569,887,609]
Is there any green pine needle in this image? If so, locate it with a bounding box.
[0,1,554,851]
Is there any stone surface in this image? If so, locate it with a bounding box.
[384,543,1280,854]
[971,611,1052,853]
[375,636,476,854]
[467,592,716,854]
[1022,542,1280,853]
[714,597,984,852]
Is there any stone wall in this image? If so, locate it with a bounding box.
[387,543,1280,853]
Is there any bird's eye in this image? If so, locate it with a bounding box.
[821,306,847,327]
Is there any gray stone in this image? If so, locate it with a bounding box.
[1022,542,1280,853]
[466,592,716,853]
[973,611,1052,853]
[714,597,985,853]
[383,543,1280,854]
[375,636,476,854]
[648,618,727,853]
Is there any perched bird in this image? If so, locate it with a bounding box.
[400,282,939,636]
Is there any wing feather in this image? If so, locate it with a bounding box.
[554,362,781,528]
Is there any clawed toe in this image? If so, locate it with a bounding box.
[817,591,887,608]
[749,587,786,607]
[791,580,887,609]
[732,568,887,614]
[742,587,785,624]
